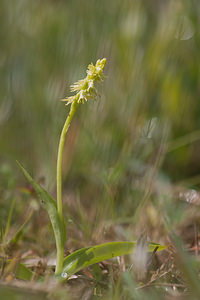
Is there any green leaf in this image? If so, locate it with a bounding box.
[16,263,33,281]
[17,161,65,250]
[62,241,167,278]
[0,258,33,281]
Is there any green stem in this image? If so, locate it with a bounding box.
[55,247,64,275]
[56,101,78,274]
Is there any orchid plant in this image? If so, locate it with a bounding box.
[18,58,166,279]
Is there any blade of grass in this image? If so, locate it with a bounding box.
[8,210,34,247]
[1,198,15,254]
[167,129,200,152]
[170,232,200,298]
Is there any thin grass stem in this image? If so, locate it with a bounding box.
[1,198,15,254]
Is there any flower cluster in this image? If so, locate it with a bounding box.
[62,58,106,105]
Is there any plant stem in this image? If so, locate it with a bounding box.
[56,101,78,274]
[55,246,64,275]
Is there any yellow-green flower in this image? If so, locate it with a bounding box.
[62,58,106,105]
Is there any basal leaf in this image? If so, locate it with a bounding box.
[62,241,167,278]
[17,161,65,250]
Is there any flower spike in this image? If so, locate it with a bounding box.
[62,58,106,105]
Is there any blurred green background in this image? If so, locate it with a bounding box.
[0,0,200,228]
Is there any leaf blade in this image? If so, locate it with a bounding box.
[17,161,65,251]
[62,241,167,277]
